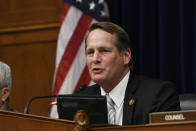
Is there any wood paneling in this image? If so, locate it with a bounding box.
[0,0,62,29]
[0,0,63,116]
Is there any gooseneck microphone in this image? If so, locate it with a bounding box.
[24,84,87,114]
[24,95,57,114]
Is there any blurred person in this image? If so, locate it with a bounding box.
[0,61,16,112]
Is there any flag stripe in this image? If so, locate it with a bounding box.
[73,65,91,93]
[58,39,88,94]
[60,3,70,26]
[53,14,93,96]
[55,6,82,70]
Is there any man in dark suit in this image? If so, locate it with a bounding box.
[77,22,180,125]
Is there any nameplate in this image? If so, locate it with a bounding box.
[149,110,196,123]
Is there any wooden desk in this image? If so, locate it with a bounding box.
[1,110,196,131]
[91,121,196,131]
[0,110,76,131]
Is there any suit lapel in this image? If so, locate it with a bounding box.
[123,74,138,125]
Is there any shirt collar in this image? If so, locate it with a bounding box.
[101,71,130,108]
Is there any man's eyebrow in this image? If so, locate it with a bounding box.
[86,47,94,50]
[86,45,113,50]
[99,46,113,49]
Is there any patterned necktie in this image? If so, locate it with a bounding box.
[106,94,116,125]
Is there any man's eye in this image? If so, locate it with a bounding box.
[87,50,94,55]
[103,49,111,52]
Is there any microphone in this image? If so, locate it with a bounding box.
[24,95,58,114]
[24,84,87,114]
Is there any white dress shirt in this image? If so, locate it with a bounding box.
[101,71,130,125]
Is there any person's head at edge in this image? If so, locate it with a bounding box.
[0,61,12,110]
[85,22,132,93]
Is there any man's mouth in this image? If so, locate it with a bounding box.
[92,68,103,74]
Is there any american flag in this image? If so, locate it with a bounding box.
[50,0,109,118]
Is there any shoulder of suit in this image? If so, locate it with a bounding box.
[130,75,176,91]
[126,75,178,101]
[133,75,174,84]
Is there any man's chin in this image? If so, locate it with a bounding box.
[92,77,104,84]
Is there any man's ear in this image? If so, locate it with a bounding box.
[123,48,131,65]
[1,88,10,102]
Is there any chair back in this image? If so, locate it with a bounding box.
[180,93,196,110]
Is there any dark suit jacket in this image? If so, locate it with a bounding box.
[75,74,181,125]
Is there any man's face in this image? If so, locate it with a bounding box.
[0,87,10,110]
[86,29,130,86]
[0,88,3,106]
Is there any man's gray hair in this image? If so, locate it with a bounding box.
[0,61,12,90]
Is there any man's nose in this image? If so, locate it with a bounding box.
[92,51,101,62]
